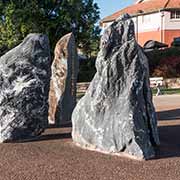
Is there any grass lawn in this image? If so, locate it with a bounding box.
[152,88,180,95]
[77,92,86,99]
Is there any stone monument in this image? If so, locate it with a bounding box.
[72,14,160,160]
[48,33,78,126]
[0,34,51,142]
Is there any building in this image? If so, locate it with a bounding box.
[101,0,180,47]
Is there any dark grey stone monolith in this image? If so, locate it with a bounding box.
[72,14,160,160]
[0,34,51,142]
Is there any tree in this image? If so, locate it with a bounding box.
[0,0,100,56]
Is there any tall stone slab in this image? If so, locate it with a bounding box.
[0,34,51,142]
[72,14,160,160]
[48,33,78,126]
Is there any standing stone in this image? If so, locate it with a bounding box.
[48,33,78,126]
[72,14,160,160]
[0,34,51,142]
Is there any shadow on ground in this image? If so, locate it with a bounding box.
[12,122,72,143]
[48,122,72,128]
[157,109,180,121]
[15,109,180,160]
[14,132,72,143]
[155,125,180,159]
[155,108,180,159]
[38,132,72,141]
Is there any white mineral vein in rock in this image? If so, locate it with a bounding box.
[13,76,36,96]
[0,33,51,142]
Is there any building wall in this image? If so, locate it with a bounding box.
[101,21,113,34]
[136,31,161,46]
[133,12,161,33]
[133,12,162,46]
[102,12,162,46]
[163,11,180,45]
[164,30,180,45]
[101,10,180,47]
[164,11,180,30]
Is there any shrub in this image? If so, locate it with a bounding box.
[145,47,180,77]
[152,56,180,78]
[77,57,96,82]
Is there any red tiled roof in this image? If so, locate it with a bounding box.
[101,0,180,23]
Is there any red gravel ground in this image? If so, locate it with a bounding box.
[0,95,180,180]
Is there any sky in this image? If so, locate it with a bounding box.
[94,0,134,19]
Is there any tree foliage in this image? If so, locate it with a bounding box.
[0,0,100,56]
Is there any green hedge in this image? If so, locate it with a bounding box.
[78,47,180,82]
[78,57,96,82]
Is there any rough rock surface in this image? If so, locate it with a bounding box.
[48,33,78,126]
[0,34,51,142]
[72,14,160,160]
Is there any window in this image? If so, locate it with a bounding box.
[170,10,180,19]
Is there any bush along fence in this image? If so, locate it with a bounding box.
[145,47,180,78]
